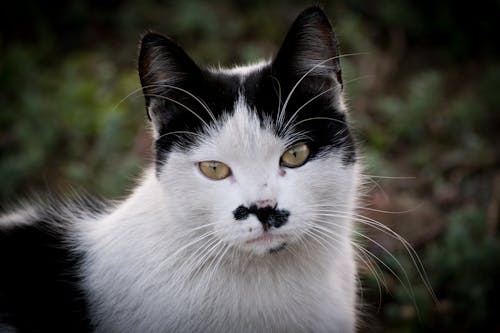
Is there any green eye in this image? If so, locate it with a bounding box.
[199,161,231,180]
[281,143,310,168]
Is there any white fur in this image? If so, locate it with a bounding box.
[77,86,360,332]
[209,60,270,81]
[0,206,38,228]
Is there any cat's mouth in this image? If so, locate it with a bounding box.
[269,242,287,254]
[245,232,286,245]
[244,232,288,254]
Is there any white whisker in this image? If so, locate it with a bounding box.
[310,210,436,302]
[156,130,205,142]
[270,76,283,116]
[281,86,335,135]
[144,83,217,123]
[205,243,231,286]
[342,74,375,86]
[306,225,385,305]
[145,93,210,129]
[310,221,418,307]
[111,86,145,112]
[361,174,416,180]
[277,52,368,128]
[287,116,348,133]
[188,238,225,278]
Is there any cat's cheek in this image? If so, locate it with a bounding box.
[230,174,238,184]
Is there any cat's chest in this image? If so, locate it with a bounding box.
[94,270,351,333]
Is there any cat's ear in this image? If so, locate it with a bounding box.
[138,32,202,122]
[273,6,342,88]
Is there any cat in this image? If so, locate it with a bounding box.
[0,6,361,333]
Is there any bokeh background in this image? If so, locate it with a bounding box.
[1,0,499,331]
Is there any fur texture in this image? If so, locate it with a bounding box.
[1,6,360,332]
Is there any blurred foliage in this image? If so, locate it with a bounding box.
[1,0,499,331]
[367,208,500,332]
[0,47,144,200]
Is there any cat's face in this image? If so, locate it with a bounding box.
[138,7,358,255]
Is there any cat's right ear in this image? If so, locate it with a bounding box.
[138,33,202,123]
[273,7,343,89]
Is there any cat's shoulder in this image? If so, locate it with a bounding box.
[0,196,106,332]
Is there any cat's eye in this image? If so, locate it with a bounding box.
[280,143,310,168]
[199,161,231,180]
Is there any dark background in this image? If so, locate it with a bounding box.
[1,1,499,331]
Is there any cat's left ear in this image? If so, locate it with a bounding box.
[273,6,343,89]
[138,32,202,121]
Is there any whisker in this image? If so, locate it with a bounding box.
[277,52,369,128]
[306,225,385,306]
[270,76,283,117]
[284,241,300,258]
[205,243,231,286]
[287,116,348,133]
[311,211,436,302]
[353,243,386,310]
[189,238,225,278]
[283,130,313,147]
[361,174,416,180]
[172,237,222,284]
[145,93,210,129]
[295,233,313,259]
[111,86,144,113]
[310,221,417,307]
[156,130,205,142]
[170,222,219,239]
[342,74,375,86]
[361,176,391,202]
[141,228,218,285]
[303,229,331,252]
[281,86,335,135]
[298,205,435,300]
[143,83,217,123]
[309,203,422,215]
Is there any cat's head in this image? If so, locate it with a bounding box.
[138,7,358,256]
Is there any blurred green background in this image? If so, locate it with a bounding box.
[1,0,499,331]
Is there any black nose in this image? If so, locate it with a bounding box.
[232,204,290,231]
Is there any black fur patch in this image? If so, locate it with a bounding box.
[233,205,250,220]
[233,204,290,231]
[153,70,241,168]
[0,202,100,332]
[241,66,356,165]
[138,7,356,171]
[150,66,356,168]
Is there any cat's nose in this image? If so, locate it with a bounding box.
[255,199,277,209]
[252,204,290,231]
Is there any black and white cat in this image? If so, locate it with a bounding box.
[0,7,361,332]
